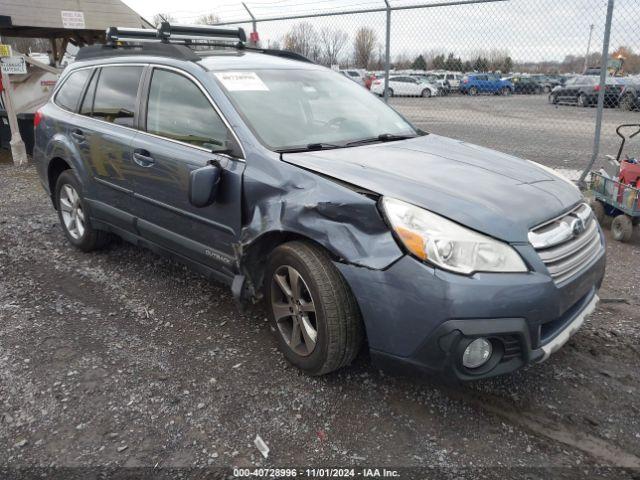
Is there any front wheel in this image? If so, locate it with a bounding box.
[266,241,364,375]
[421,88,432,98]
[55,170,110,251]
[577,93,589,108]
[620,94,635,111]
[469,87,478,96]
[501,87,512,96]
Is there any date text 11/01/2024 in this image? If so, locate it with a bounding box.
[233,468,400,477]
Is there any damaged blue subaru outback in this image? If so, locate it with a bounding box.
[33,24,605,381]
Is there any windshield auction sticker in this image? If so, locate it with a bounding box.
[215,72,269,91]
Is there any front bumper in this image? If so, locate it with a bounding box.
[336,241,605,381]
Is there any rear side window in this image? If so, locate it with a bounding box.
[146,68,229,149]
[92,66,143,127]
[55,69,91,112]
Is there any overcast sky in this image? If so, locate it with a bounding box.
[120,0,638,63]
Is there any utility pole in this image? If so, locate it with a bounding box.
[0,40,28,167]
[583,24,594,74]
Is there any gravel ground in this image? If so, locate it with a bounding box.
[392,93,637,171]
[1,135,640,478]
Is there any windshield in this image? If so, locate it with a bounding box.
[213,69,418,151]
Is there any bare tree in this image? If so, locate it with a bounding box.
[353,27,376,69]
[195,13,220,25]
[152,13,177,26]
[282,22,321,62]
[318,28,348,67]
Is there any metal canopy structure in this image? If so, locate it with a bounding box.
[0,0,152,62]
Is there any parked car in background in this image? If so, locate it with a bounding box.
[459,74,514,95]
[340,69,367,88]
[410,73,449,95]
[618,81,640,111]
[434,72,463,91]
[371,75,439,97]
[530,74,564,93]
[549,75,623,107]
[503,75,542,94]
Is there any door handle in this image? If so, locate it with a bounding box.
[133,150,155,167]
[71,129,85,142]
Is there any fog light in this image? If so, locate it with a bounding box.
[463,338,492,369]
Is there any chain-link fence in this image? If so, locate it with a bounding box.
[190,0,640,177]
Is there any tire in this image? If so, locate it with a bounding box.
[620,94,635,111]
[502,87,512,96]
[55,170,110,251]
[469,87,478,96]
[387,88,394,98]
[265,241,364,376]
[549,93,558,104]
[611,214,633,242]
[421,88,432,98]
[544,86,551,94]
[577,93,589,108]
[589,198,606,225]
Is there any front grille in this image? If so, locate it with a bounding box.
[529,203,603,285]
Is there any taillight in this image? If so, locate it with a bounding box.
[463,79,468,83]
[373,80,381,85]
[34,109,44,128]
[594,85,601,92]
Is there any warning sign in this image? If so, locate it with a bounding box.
[61,11,86,29]
[1,56,27,75]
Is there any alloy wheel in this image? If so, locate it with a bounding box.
[59,184,85,240]
[271,265,318,357]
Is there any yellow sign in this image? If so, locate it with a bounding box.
[0,44,12,58]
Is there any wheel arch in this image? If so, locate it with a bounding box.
[47,156,72,207]
[238,230,343,299]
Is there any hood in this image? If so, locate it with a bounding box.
[282,134,582,243]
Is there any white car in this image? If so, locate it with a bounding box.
[339,69,367,87]
[371,75,439,97]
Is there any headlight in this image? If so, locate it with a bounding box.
[381,197,527,274]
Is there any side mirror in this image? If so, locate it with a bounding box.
[189,162,221,208]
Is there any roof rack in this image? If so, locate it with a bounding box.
[75,22,314,64]
[106,22,246,45]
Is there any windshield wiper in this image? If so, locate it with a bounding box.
[275,142,344,153]
[345,133,418,147]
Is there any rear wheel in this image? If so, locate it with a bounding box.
[421,88,432,98]
[501,87,512,96]
[387,88,394,97]
[612,214,633,242]
[469,86,478,96]
[55,170,110,251]
[265,241,364,375]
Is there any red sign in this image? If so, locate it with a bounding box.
[249,31,260,43]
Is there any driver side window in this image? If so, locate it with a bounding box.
[146,68,229,150]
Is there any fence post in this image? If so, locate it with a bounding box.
[579,0,615,187]
[242,2,259,46]
[0,66,28,166]
[383,0,391,103]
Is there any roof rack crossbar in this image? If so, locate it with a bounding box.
[105,23,246,46]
